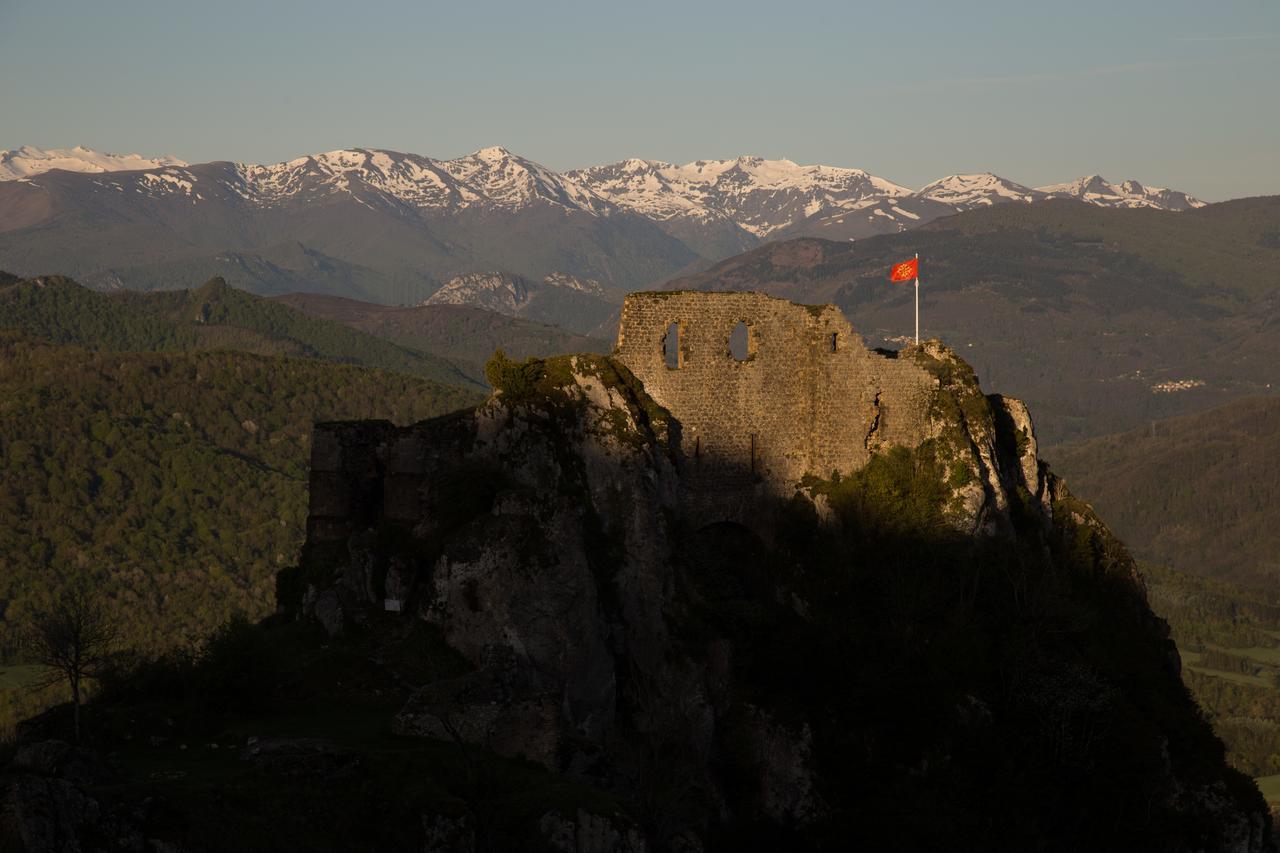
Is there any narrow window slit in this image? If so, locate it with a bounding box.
[664,322,681,369]
[730,321,751,361]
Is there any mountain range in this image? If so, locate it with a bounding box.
[0,145,1206,309]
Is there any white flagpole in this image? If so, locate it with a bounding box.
[914,252,920,345]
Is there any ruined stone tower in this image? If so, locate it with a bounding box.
[614,291,938,495]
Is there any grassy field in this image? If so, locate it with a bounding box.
[1227,646,1280,667]
[1181,649,1278,688]
[1184,664,1275,689]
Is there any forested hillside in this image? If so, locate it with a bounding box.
[1047,396,1280,805]
[0,335,479,667]
[0,274,480,388]
[1050,396,1280,586]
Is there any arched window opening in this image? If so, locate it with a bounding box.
[663,322,681,369]
[729,321,752,361]
[828,332,839,353]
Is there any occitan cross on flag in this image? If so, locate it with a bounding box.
[888,254,921,345]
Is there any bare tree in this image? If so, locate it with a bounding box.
[24,586,119,743]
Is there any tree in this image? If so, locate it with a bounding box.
[23,586,119,743]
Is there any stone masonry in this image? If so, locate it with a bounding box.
[613,291,938,496]
[304,292,999,548]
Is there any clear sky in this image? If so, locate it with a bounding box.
[1,0,1276,201]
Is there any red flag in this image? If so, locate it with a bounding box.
[889,258,918,283]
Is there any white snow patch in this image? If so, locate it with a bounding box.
[0,145,187,180]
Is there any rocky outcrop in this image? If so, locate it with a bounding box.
[287,298,1272,849]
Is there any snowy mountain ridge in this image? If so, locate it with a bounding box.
[914,173,1045,208]
[1034,174,1205,211]
[566,156,913,237]
[0,145,1207,241]
[3,145,615,216]
[0,145,187,180]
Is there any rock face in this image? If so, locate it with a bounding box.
[612,290,1048,535]
[290,292,1272,850]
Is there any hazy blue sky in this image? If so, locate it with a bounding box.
[2,0,1276,201]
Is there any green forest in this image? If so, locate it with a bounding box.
[0,333,478,733]
[0,274,479,388]
[0,273,486,736]
[1050,396,1280,586]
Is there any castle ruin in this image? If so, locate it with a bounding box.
[614,291,937,494]
[303,291,995,559]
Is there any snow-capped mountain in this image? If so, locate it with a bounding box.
[63,146,616,216]
[1035,175,1205,211]
[440,146,611,213]
[778,172,1051,243]
[915,173,1045,209]
[0,146,698,310]
[0,144,1216,322]
[0,145,187,180]
[570,158,1207,246]
[568,156,912,238]
[0,145,1207,221]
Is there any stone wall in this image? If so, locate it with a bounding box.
[613,291,938,493]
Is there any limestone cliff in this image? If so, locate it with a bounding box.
[286,296,1270,851]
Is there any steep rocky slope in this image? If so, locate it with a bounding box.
[276,305,1268,848]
